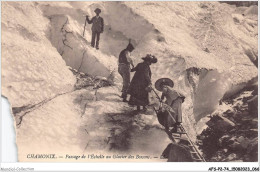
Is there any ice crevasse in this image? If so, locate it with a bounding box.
[1,1,258,161]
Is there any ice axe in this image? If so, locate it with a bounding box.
[83,15,88,37]
[151,87,161,102]
[150,86,163,112]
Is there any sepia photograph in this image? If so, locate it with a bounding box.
[1,0,258,166]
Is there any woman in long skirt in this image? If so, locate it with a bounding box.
[128,54,157,111]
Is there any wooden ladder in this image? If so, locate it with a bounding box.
[151,87,206,162]
[171,124,206,162]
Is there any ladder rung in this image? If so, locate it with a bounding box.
[172,133,181,136]
[175,132,187,134]
[191,153,199,156]
[172,135,180,137]
[191,154,201,159]
[171,124,206,162]
[194,160,203,162]
[172,135,181,138]
[173,137,189,140]
[172,137,181,139]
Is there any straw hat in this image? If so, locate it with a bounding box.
[155,78,174,91]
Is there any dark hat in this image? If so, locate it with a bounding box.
[155,78,174,91]
[94,8,101,14]
[142,54,157,63]
[126,43,135,52]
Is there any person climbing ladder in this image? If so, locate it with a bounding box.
[155,78,185,133]
[86,8,104,50]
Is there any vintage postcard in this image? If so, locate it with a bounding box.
[1,1,258,165]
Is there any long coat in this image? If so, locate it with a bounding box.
[128,62,151,106]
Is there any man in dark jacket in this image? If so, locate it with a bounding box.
[118,42,135,102]
[86,8,104,50]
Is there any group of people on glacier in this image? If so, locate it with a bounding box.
[117,41,185,133]
[85,8,185,133]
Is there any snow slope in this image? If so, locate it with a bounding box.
[17,87,170,162]
[1,1,257,162]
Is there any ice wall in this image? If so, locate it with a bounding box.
[39,3,117,78]
[2,2,76,107]
[188,69,232,122]
[47,15,115,77]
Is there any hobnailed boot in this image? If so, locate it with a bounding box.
[143,106,147,112]
[170,127,177,133]
[176,125,183,133]
[171,123,182,133]
[176,123,185,134]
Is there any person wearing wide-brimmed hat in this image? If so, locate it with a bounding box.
[118,40,135,102]
[128,54,158,111]
[155,78,185,132]
[86,8,104,49]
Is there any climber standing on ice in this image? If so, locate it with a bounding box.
[128,54,157,111]
[118,40,135,102]
[86,8,104,50]
[155,78,185,132]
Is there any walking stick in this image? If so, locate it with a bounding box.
[83,15,88,37]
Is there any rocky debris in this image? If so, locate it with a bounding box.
[220,1,258,7]
[206,115,235,132]
[248,88,258,117]
[161,143,193,162]
[198,88,258,162]
[70,68,112,90]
